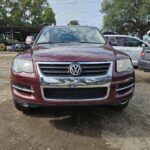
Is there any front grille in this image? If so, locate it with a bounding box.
[38,62,111,77]
[117,80,133,89]
[117,80,134,95]
[117,87,133,95]
[12,82,33,94]
[43,87,108,100]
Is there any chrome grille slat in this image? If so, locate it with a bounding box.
[40,66,68,69]
[82,66,109,69]
[82,70,107,73]
[42,70,69,74]
[38,62,111,77]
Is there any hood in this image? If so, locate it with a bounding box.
[17,43,129,62]
[31,43,118,62]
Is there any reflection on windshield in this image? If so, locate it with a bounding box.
[37,26,106,44]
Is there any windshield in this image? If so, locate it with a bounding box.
[36,26,106,44]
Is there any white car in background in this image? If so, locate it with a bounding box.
[104,35,150,66]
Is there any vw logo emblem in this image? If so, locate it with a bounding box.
[69,63,82,76]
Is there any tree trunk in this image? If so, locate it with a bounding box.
[138,29,146,40]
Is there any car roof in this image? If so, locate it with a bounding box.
[44,25,99,30]
[104,34,143,41]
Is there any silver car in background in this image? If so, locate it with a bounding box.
[138,47,150,72]
[104,35,150,66]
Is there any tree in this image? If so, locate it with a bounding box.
[68,20,79,25]
[101,0,150,38]
[0,0,56,26]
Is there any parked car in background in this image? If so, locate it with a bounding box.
[6,45,14,51]
[138,47,150,72]
[11,26,135,113]
[104,35,150,66]
[14,43,27,52]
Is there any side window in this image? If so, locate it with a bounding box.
[124,37,143,47]
[106,36,124,46]
[115,37,124,46]
[37,29,51,43]
[142,43,148,47]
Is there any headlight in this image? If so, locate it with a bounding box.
[116,59,133,72]
[12,59,33,73]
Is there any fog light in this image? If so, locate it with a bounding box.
[21,102,29,107]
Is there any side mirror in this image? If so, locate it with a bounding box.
[142,43,146,48]
[106,37,117,46]
[109,41,117,46]
[25,36,34,45]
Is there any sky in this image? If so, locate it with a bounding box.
[49,0,104,29]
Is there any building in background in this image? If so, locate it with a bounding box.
[0,26,42,51]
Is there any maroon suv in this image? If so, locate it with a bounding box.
[11,26,135,113]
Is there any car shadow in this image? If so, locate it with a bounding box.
[26,105,150,138]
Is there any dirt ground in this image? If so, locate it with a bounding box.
[0,52,150,150]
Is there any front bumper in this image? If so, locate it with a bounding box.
[138,59,150,72]
[11,62,135,106]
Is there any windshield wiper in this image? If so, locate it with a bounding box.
[37,41,105,44]
[37,42,76,44]
[37,42,54,44]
